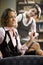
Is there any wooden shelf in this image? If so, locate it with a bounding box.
[17,0,43,16]
[36,21,43,23]
[18,10,25,13]
[18,2,35,6]
[37,30,43,33]
[35,39,43,43]
[36,21,43,33]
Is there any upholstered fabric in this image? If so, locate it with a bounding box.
[0,55,43,65]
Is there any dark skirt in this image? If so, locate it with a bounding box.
[25,50,36,55]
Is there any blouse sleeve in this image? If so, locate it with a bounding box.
[16,14,22,22]
[0,28,5,44]
[31,18,36,33]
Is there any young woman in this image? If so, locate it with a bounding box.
[0,8,28,58]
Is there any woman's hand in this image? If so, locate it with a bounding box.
[19,45,28,55]
[0,51,3,59]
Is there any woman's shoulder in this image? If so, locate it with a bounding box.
[0,27,5,31]
[31,17,36,23]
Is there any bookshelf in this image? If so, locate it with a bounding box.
[16,0,35,14]
[16,0,43,16]
[36,21,43,50]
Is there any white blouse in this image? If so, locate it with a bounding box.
[0,27,28,55]
[0,27,21,49]
[16,12,36,33]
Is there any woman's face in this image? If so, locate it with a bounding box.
[6,11,16,27]
[29,8,37,17]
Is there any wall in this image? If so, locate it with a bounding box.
[0,0,16,24]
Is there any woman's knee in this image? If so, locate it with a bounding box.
[32,42,40,50]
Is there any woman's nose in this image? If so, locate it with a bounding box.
[13,17,16,21]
